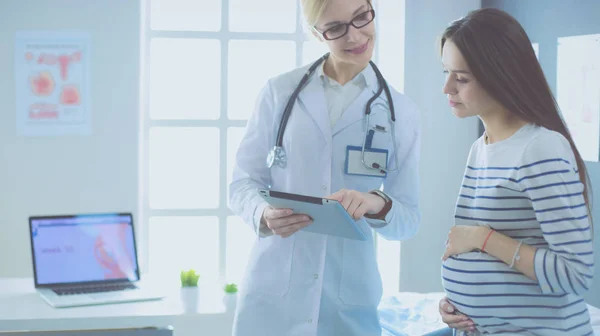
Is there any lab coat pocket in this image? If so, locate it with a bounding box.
[243,235,295,297]
[338,237,382,306]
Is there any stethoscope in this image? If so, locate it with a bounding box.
[266,53,399,174]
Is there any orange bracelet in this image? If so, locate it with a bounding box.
[481,229,494,252]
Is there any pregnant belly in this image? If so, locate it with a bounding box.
[441,251,540,317]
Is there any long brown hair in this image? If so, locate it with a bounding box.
[440,8,593,221]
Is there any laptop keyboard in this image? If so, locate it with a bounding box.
[53,283,138,296]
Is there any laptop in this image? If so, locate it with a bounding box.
[28,212,164,308]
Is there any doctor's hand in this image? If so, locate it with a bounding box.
[439,297,475,332]
[327,189,385,220]
[261,206,313,238]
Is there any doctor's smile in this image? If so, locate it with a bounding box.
[345,39,370,55]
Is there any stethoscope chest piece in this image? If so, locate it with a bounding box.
[266,146,287,168]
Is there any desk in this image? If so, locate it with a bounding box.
[0,278,233,336]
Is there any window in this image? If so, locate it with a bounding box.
[140,0,405,292]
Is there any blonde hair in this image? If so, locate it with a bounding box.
[301,0,329,27]
[301,0,373,27]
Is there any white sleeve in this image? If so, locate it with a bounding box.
[228,80,275,238]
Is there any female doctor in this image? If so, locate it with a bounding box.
[228,0,421,335]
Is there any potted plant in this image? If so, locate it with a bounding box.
[222,283,238,312]
[180,269,200,311]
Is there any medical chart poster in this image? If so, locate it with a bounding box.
[15,32,92,136]
[557,33,600,162]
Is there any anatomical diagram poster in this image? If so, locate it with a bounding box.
[15,31,92,136]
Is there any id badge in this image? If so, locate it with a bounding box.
[344,145,388,178]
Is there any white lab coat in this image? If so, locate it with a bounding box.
[228,63,421,336]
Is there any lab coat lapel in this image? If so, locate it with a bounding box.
[296,77,332,143]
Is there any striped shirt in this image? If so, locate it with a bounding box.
[442,123,595,335]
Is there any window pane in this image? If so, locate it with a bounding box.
[302,38,329,66]
[150,0,221,32]
[376,0,404,92]
[149,127,220,209]
[226,216,255,284]
[377,237,400,294]
[149,216,219,284]
[228,40,296,120]
[229,0,296,33]
[150,39,220,120]
[227,127,246,201]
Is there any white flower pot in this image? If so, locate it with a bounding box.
[180,287,199,312]
[222,293,237,312]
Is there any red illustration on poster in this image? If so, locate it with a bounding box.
[15,32,91,136]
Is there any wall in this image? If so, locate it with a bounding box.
[485,0,600,309]
[401,0,482,293]
[0,0,141,278]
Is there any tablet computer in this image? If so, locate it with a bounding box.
[257,189,367,241]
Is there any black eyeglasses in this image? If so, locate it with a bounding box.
[315,9,375,41]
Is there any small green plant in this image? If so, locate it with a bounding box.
[180,269,200,287]
[224,283,238,294]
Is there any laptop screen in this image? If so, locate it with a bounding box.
[29,213,140,286]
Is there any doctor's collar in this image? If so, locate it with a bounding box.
[316,60,377,89]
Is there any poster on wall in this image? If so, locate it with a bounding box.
[557,33,600,162]
[14,32,91,136]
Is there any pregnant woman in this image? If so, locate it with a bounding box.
[427,8,595,336]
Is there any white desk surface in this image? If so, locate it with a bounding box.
[0,277,232,334]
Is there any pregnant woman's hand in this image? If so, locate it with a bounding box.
[442,225,490,260]
[439,297,476,332]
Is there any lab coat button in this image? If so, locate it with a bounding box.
[307,319,313,324]
[321,185,327,191]
[313,274,319,279]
